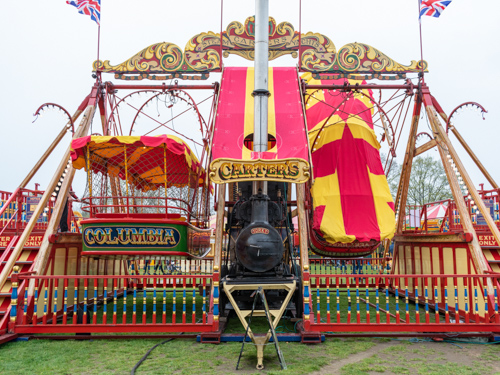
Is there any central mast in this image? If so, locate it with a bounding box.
[252,0,270,195]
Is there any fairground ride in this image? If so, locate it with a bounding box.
[1,0,500,370]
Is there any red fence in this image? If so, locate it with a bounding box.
[404,195,500,235]
[9,273,218,334]
[303,273,500,333]
[9,270,500,336]
[309,257,392,276]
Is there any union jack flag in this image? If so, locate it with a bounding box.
[67,0,101,25]
[419,0,452,18]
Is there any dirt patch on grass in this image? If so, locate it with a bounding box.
[309,340,400,375]
[314,339,500,375]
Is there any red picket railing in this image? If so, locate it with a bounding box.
[309,257,392,277]
[304,273,500,333]
[9,273,217,334]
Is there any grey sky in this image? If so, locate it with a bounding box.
[1,1,498,196]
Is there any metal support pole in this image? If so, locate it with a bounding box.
[252,0,270,195]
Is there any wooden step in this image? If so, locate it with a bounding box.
[1,261,33,265]
[0,333,18,345]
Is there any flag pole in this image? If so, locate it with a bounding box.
[418,0,425,84]
[96,1,101,76]
[97,24,101,70]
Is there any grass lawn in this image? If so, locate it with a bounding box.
[3,336,500,374]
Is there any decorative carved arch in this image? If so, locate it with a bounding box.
[94,16,427,80]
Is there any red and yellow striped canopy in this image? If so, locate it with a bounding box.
[305,73,395,245]
[71,135,207,190]
[211,67,309,161]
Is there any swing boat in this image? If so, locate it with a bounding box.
[70,134,212,259]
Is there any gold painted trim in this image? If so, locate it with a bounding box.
[209,158,310,184]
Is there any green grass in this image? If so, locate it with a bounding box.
[3,337,500,375]
[0,337,375,375]
[338,340,500,375]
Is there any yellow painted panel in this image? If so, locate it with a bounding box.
[442,247,455,312]
[405,245,412,274]
[421,247,431,274]
[53,247,66,275]
[443,248,454,274]
[414,247,422,293]
[19,250,30,262]
[398,245,405,274]
[405,246,414,292]
[67,247,78,275]
[455,247,468,313]
[432,247,441,301]
[1,280,12,293]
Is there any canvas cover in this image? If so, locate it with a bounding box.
[71,135,207,189]
[304,73,395,244]
[211,67,309,161]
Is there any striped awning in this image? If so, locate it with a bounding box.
[305,73,395,244]
[71,135,208,189]
[211,67,309,161]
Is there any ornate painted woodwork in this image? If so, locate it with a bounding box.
[94,16,427,80]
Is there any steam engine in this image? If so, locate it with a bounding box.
[220,181,302,316]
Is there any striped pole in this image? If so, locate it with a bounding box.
[326,277,331,324]
[83,279,88,324]
[53,279,59,325]
[162,277,167,324]
[152,277,157,324]
[9,266,19,332]
[192,282,196,324]
[63,279,68,325]
[424,278,429,324]
[113,278,117,325]
[93,278,97,325]
[316,277,321,324]
[336,277,340,323]
[103,278,108,324]
[122,279,127,324]
[405,278,409,324]
[464,279,470,323]
[73,279,78,325]
[33,279,38,326]
[132,280,137,324]
[182,278,187,324]
[43,279,48,325]
[202,278,207,324]
[142,277,147,325]
[172,278,177,324]
[415,283,420,324]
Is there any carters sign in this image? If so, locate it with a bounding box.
[83,225,181,250]
[209,158,310,184]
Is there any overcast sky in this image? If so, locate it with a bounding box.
[1,0,499,196]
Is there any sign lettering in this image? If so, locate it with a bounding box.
[251,228,270,235]
[83,226,181,249]
[210,158,310,184]
[478,235,499,248]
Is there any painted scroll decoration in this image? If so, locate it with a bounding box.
[93,16,428,79]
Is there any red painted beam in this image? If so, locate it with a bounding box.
[305,84,414,90]
[109,84,216,91]
[308,323,500,333]
[14,324,214,334]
